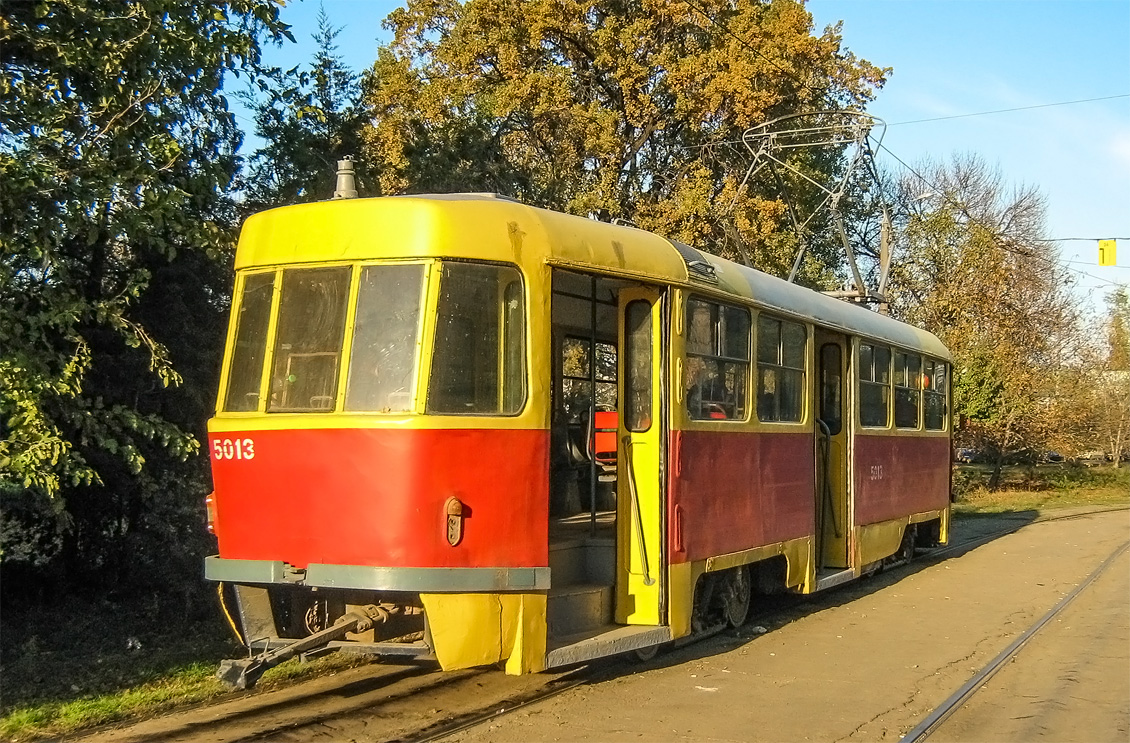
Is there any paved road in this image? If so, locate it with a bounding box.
[443,509,1130,743]
[930,548,1129,742]
[75,508,1129,743]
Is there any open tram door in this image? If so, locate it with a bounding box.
[615,288,665,625]
[814,329,852,583]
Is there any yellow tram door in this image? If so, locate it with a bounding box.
[615,288,665,625]
[815,330,850,570]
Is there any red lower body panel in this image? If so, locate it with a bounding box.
[668,430,815,563]
[209,427,549,570]
[853,434,949,525]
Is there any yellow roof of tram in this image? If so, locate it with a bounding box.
[236,194,950,362]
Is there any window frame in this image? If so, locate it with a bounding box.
[755,313,807,424]
[265,264,354,413]
[893,350,923,430]
[424,259,529,417]
[923,358,949,431]
[221,269,279,414]
[683,296,752,422]
[858,341,892,429]
[342,261,430,413]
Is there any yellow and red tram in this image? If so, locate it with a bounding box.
[205,193,951,681]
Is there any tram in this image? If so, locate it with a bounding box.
[204,187,951,687]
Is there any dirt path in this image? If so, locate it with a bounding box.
[929,548,1129,742]
[442,509,1129,743]
[74,508,1130,743]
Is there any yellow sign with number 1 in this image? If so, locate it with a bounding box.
[1099,239,1117,266]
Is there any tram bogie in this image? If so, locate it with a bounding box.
[205,193,951,686]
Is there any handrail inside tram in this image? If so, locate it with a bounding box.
[621,435,655,587]
[816,419,841,539]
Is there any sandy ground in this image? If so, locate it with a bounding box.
[930,548,1129,742]
[441,509,1129,743]
[74,508,1129,743]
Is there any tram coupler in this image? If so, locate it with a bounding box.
[217,604,390,690]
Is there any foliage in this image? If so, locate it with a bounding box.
[362,0,887,284]
[240,6,372,209]
[1108,287,1130,370]
[0,0,289,592]
[952,463,1130,513]
[0,591,367,741]
[887,155,1092,484]
[1092,288,1130,465]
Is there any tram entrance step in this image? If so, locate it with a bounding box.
[547,583,613,638]
[815,567,855,591]
[545,623,673,670]
[548,534,615,586]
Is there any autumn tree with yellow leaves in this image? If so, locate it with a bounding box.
[887,155,1099,484]
[361,0,887,285]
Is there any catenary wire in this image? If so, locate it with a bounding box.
[889,93,1129,126]
[875,141,1126,289]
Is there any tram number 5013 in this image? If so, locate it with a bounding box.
[212,438,256,461]
[869,464,884,481]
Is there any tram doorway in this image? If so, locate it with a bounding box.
[546,271,667,656]
[815,330,850,571]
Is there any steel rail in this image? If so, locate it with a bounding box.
[404,669,598,743]
[899,536,1130,743]
[402,507,1130,743]
[88,506,1121,743]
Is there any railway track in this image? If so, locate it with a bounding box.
[75,506,1128,743]
[899,535,1130,743]
[401,506,1129,743]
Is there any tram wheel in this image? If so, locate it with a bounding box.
[633,643,659,662]
[721,565,752,628]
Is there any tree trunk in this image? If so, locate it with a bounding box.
[988,452,1004,490]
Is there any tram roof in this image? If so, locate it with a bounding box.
[237,194,951,361]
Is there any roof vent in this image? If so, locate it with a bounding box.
[669,240,719,284]
[332,156,358,199]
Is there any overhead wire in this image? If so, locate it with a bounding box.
[888,94,1130,126]
[685,92,1130,152]
[876,141,1125,289]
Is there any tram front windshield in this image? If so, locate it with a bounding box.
[221,261,526,415]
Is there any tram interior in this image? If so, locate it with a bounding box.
[547,270,633,642]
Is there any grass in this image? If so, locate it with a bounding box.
[0,653,370,742]
[0,596,370,742]
[2,465,1126,741]
[953,462,1130,514]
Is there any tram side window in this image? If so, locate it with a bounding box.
[756,315,805,422]
[267,267,351,412]
[685,298,750,420]
[427,263,526,415]
[345,264,425,412]
[894,351,922,429]
[223,272,275,412]
[924,359,948,430]
[859,343,891,427]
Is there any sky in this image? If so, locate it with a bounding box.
[247,0,1130,307]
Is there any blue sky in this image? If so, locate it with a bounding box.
[249,0,1129,304]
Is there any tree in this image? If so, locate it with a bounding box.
[240,5,372,209]
[1094,288,1130,465]
[362,0,887,285]
[0,0,289,593]
[887,155,1089,485]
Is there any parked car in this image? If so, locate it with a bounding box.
[954,448,978,463]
